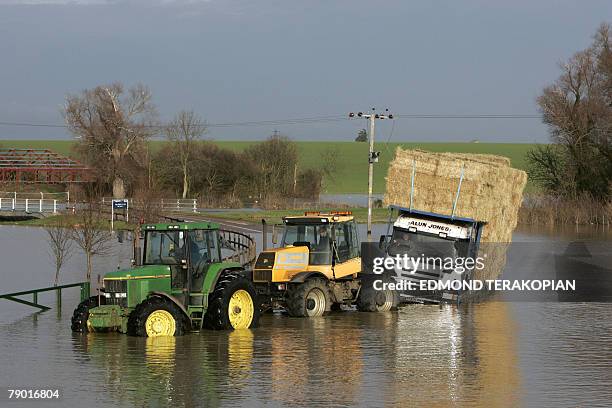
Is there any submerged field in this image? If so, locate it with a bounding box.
[0,140,537,193]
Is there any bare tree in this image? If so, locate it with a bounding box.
[71,203,113,281]
[64,82,157,198]
[245,134,298,199]
[165,111,207,198]
[45,219,74,286]
[204,168,222,196]
[150,141,257,206]
[132,186,162,224]
[321,148,341,185]
[530,23,612,199]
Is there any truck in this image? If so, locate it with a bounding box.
[252,211,398,316]
[71,221,260,336]
[378,205,486,303]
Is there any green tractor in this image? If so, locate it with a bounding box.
[71,221,261,336]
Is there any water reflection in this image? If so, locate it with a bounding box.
[65,304,526,407]
[375,303,519,407]
[266,316,364,406]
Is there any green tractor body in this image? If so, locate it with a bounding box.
[73,221,260,336]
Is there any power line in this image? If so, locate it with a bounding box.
[0,115,349,129]
[0,121,67,128]
[0,113,543,130]
[395,114,540,119]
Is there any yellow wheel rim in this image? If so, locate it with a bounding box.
[145,310,176,337]
[228,289,254,329]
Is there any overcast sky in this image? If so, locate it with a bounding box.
[0,0,610,142]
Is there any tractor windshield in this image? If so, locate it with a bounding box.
[387,228,467,260]
[282,223,331,265]
[144,230,186,265]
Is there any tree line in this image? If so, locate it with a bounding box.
[63,85,337,205]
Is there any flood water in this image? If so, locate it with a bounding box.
[0,224,611,407]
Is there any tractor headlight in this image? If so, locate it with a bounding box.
[114,293,127,298]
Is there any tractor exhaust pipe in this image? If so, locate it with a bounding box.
[262,219,268,251]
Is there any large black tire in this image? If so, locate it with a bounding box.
[357,277,399,312]
[127,296,188,337]
[204,271,261,330]
[286,278,331,317]
[71,296,105,333]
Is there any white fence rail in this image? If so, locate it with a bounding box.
[160,199,198,213]
[0,191,70,201]
[101,198,199,213]
[0,198,63,214]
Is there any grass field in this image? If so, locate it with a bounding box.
[0,139,538,193]
[200,207,392,224]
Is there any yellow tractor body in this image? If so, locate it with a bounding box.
[252,211,396,316]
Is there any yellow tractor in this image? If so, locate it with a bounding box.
[252,211,397,316]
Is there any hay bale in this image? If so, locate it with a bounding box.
[384,148,527,280]
[384,148,527,242]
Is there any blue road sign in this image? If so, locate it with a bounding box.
[113,200,128,210]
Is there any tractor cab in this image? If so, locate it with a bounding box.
[281,212,361,271]
[255,211,361,284]
[142,224,222,305]
[380,205,486,303]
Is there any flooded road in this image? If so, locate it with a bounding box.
[0,224,611,407]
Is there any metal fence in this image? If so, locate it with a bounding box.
[0,191,70,200]
[0,191,69,214]
[160,198,198,213]
[0,281,90,311]
[219,229,257,268]
[101,198,198,213]
[0,198,65,213]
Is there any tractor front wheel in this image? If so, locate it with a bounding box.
[204,272,260,330]
[286,278,331,317]
[71,296,105,333]
[127,296,187,337]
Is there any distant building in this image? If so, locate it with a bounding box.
[0,148,93,185]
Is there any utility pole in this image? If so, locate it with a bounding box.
[349,108,393,240]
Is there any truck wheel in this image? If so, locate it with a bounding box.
[287,278,330,317]
[71,296,105,333]
[204,272,261,330]
[357,280,398,312]
[128,296,187,337]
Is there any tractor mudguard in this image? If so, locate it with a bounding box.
[148,292,191,320]
[289,271,328,283]
[202,265,244,296]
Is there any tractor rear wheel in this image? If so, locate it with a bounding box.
[357,279,398,312]
[71,296,105,333]
[127,296,187,337]
[204,271,260,330]
[286,278,331,317]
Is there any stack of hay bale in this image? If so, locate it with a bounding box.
[384,148,528,280]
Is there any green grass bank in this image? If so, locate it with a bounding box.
[0,140,538,193]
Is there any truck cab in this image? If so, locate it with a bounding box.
[380,205,486,303]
